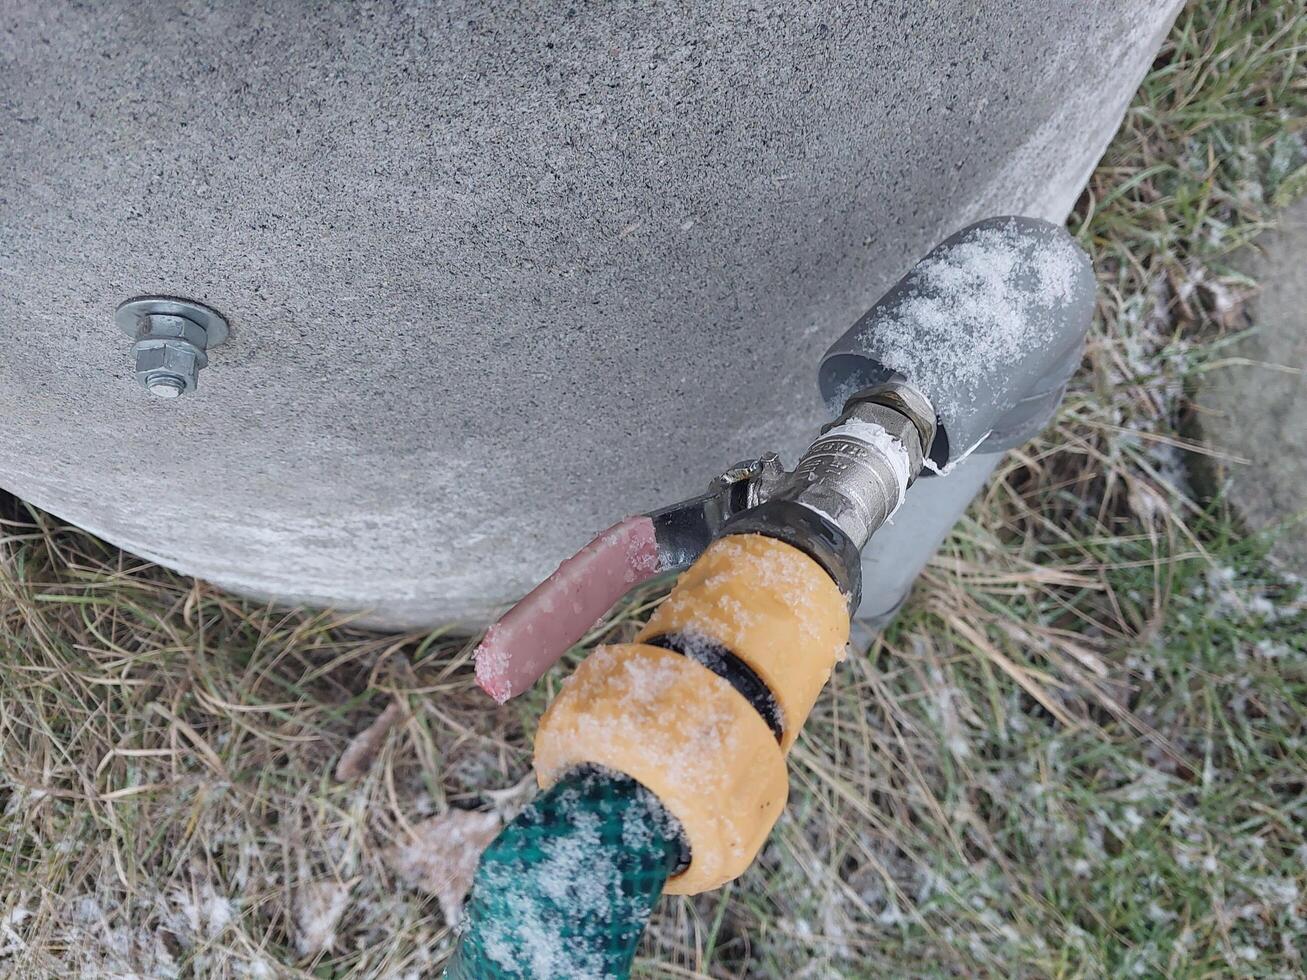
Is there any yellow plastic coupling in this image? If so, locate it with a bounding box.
[533,534,850,894]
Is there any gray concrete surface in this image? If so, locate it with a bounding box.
[0,2,1182,627]
[1194,196,1307,576]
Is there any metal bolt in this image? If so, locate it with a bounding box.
[147,375,186,399]
[115,296,229,398]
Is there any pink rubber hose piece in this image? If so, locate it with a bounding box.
[474,515,661,703]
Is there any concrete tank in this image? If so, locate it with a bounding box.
[0,2,1181,626]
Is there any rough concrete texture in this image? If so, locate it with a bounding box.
[1194,196,1307,576]
[0,2,1182,627]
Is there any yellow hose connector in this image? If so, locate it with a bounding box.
[638,534,849,750]
[534,643,786,894]
[533,534,851,894]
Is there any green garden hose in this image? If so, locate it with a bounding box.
[444,768,685,980]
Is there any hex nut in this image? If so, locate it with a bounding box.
[851,400,924,455]
[134,341,204,394]
[130,313,209,349]
[115,297,229,399]
[840,381,938,462]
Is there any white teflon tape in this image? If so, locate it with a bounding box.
[815,418,912,518]
[920,429,990,476]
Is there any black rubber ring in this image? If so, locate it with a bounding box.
[644,632,785,743]
[719,499,863,610]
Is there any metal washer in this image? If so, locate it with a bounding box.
[114,295,229,347]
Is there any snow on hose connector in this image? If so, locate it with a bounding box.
[450,216,1095,979]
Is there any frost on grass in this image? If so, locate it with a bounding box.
[294,879,353,957]
[168,881,236,942]
[386,808,502,925]
[13,882,250,979]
